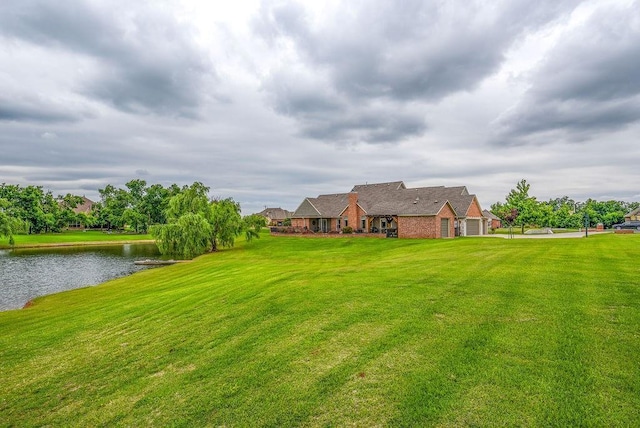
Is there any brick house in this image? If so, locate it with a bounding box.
[256,207,293,226]
[291,181,488,238]
[624,207,640,222]
[58,196,95,229]
[482,209,502,230]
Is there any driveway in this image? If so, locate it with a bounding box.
[487,231,612,239]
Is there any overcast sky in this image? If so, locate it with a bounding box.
[1,0,638,214]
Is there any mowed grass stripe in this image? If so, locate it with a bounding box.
[389,246,528,426]
[0,233,639,426]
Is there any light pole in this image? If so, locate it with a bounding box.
[585,212,589,238]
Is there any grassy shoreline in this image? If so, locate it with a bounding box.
[1,233,638,426]
[0,230,154,249]
[0,239,156,249]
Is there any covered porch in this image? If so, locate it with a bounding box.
[366,215,398,236]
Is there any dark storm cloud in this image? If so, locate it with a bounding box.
[255,0,580,144]
[265,71,426,143]
[0,0,212,117]
[492,1,640,146]
[300,109,427,143]
[0,99,80,123]
[0,127,124,168]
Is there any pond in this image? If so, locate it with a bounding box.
[0,244,163,312]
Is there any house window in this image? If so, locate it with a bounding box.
[337,218,341,230]
[381,220,387,229]
[345,219,348,227]
[361,219,366,229]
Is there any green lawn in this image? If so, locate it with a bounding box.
[0,230,153,248]
[1,234,638,426]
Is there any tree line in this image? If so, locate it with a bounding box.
[0,180,266,258]
[491,180,639,233]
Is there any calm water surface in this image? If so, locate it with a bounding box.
[0,244,162,311]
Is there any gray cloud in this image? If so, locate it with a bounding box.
[492,1,640,146]
[0,1,638,215]
[255,0,580,144]
[0,0,213,117]
[0,95,86,123]
[300,109,427,144]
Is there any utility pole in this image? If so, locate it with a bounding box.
[585,212,589,238]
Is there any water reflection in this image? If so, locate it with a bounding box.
[0,244,162,311]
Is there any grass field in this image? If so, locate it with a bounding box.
[0,230,153,248]
[1,233,639,426]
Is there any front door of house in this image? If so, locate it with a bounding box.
[441,218,450,238]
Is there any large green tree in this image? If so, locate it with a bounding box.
[14,185,47,234]
[492,183,634,231]
[98,184,130,230]
[207,198,243,251]
[152,213,211,259]
[0,198,16,245]
[151,182,213,259]
[493,179,540,233]
[97,181,179,232]
[151,183,263,258]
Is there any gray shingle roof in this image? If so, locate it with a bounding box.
[308,194,350,217]
[292,194,349,218]
[256,207,293,219]
[482,209,500,220]
[625,207,640,217]
[293,181,483,218]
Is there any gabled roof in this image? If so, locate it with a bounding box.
[311,194,350,217]
[349,182,407,213]
[58,196,94,214]
[625,207,640,217]
[432,188,476,217]
[389,185,475,217]
[482,209,500,220]
[292,194,350,218]
[292,181,484,219]
[256,207,293,219]
[351,181,406,192]
[74,196,94,214]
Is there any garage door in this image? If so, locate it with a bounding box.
[466,219,480,235]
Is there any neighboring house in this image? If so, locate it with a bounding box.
[291,181,488,239]
[256,207,293,226]
[624,207,640,222]
[61,196,95,228]
[483,209,502,230]
[73,196,95,215]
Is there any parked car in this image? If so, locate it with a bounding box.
[611,221,640,230]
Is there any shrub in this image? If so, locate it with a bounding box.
[342,226,353,234]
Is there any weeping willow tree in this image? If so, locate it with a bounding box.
[151,183,264,259]
[151,213,211,259]
[0,198,19,246]
[150,182,212,259]
[242,214,267,242]
[0,212,15,246]
[207,198,242,251]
